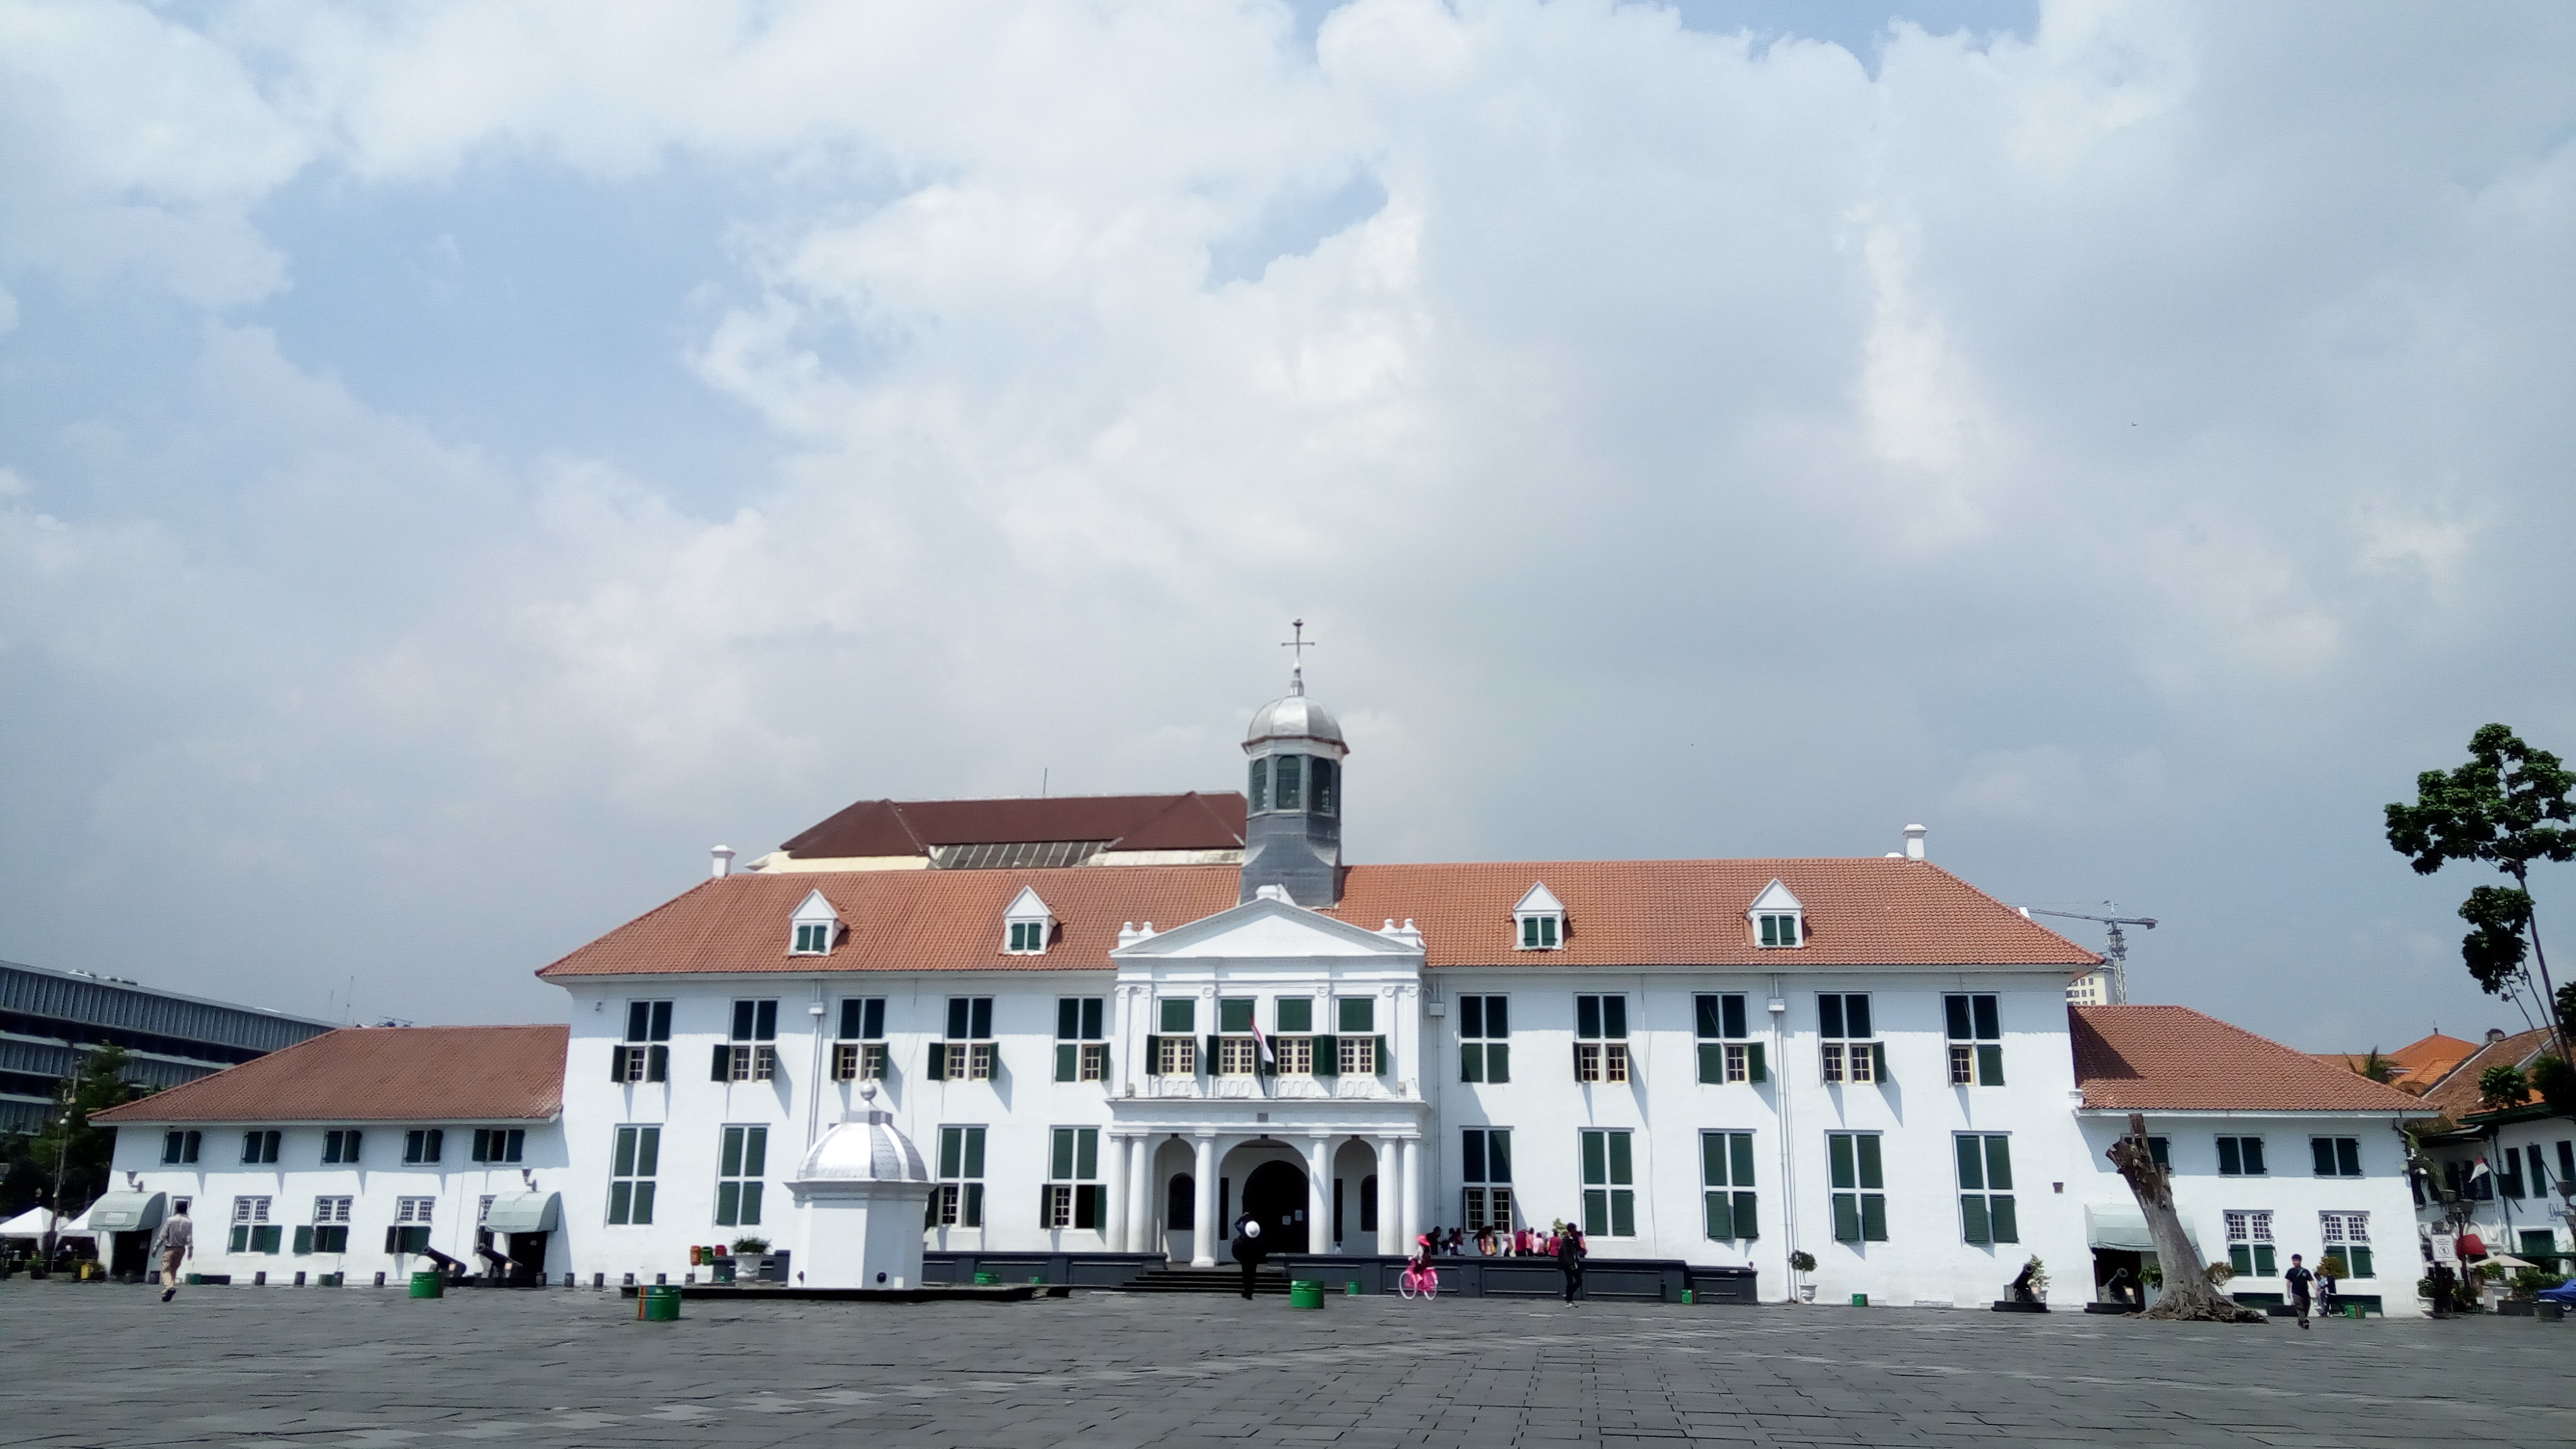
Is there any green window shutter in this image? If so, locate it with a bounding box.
[1747,1043,1767,1082]
[1607,1131,1633,1186]
[1052,1128,1075,1181]
[1704,1190,1730,1240]
[1313,1035,1338,1076]
[1487,1041,1509,1082]
[1160,999,1192,1032]
[292,1224,313,1257]
[1572,1041,1586,1079]
[740,1182,762,1224]
[645,1044,667,1082]
[1203,1035,1219,1068]
[712,1043,731,1081]
[1055,1044,1077,1082]
[938,1128,961,1179]
[1461,1043,1484,1082]
[1142,1034,1158,1070]
[1582,1131,1607,1185]
[2217,1138,2240,1175]
[230,1224,248,1253]
[721,1128,745,1179]
[1697,1042,1723,1084]
[1373,1034,1389,1073]
[1828,1135,1856,1191]
[1610,1189,1635,1238]
[1077,1184,1103,1230]
[2229,1244,2253,1275]
[2351,1246,2373,1279]
[1583,1189,1609,1237]
[632,1184,656,1224]
[2311,1138,2334,1175]
[1221,999,1253,1033]
[1729,1133,1756,1187]
[259,1225,282,1254]
[1040,1185,1055,1228]
[1961,1195,1991,1245]
[1984,1137,2013,1191]
[2336,1139,2361,1176]
[963,1182,984,1227]
[924,1043,947,1082]
[1099,1043,1109,1079]
[1990,1195,2018,1243]
[1954,1136,1984,1191]
[1076,1129,1098,1180]
[1733,1192,1759,1241]
[2253,1245,2275,1276]
[608,1184,632,1225]
[1831,1193,1860,1243]
[1872,1042,1891,1082]
[1701,1133,1728,1188]
[1340,997,1374,1033]
[716,1182,740,1227]
[744,1128,765,1177]
[1860,1194,1887,1242]
[609,1045,628,1082]
[963,1128,985,1178]
[1857,1135,1884,1191]
[1976,1045,2004,1085]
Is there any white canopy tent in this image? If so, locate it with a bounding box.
[0,1206,57,1239]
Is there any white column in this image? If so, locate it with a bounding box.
[1128,1134,1155,1258]
[1304,1135,1333,1256]
[1375,1135,1401,1255]
[1191,1134,1218,1267]
[1102,1135,1130,1253]
[1400,1136,1423,1255]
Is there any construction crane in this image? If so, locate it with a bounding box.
[2027,906,2157,1005]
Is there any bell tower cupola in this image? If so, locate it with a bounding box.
[1240,620,1346,906]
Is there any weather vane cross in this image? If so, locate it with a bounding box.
[1280,618,1314,694]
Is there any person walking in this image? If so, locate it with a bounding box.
[1556,1224,1587,1303]
[2316,1257,2341,1320]
[2283,1253,2314,1329]
[1230,1211,1267,1300]
[150,1202,194,1302]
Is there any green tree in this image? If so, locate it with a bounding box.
[26,1044,150,1223]
[2358,1048,2397,1084]
[2479,1064,2531,1111]
[2386,724,2575,1063]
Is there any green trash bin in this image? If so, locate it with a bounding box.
[409,1271,445,1299]
[1850,1293,1868,1307]
[1288,1279,1324,1310]
[184,1273,203,1286]
[1345,1280,1362,1296]
[319,1273,342,1288]
[972,1271,1001,1285]
[640,1284,682,1321]
[1682,1289,1696,1306]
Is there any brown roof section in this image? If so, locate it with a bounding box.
[779,793,1246,858]
[2414,1026,2558,1122]
[536,857,2099,979]
[93,1026,567,1124]
[2309,1030,2479,1095]
[2071,1006,2430,1113]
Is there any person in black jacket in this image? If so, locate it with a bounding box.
[1557,1225,1587,1302]
[2283,1253,2314,1330]
[1231,1212,1268,1299]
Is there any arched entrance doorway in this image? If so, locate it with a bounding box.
[1240,1160,1308,1253]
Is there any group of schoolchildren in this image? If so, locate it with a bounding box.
[1228,1212,1593,1301]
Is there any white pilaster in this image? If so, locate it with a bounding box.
[1128,1133,1155,1258]
[1103,1135,1130,1253]
[1304,1134,1333,1255]
[1191,1133,1218,1267]
[1375,1135,1400,1255]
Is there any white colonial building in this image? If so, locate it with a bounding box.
[94,675,2440,1310]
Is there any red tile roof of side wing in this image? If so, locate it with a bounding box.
[2415,1026,2557,1120]
[536,857,2099,979]
[92,1026,567,1124]
[2070,1006,2430,1113]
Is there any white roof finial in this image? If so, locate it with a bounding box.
[1280,618,1313,696]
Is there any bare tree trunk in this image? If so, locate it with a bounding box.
[2106,1113,2264,1323]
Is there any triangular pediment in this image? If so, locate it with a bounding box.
[791,888,841,924]
[1004,886,1052,921]
[1514,882,1564,915]
[1748,879,1802,913]
[1112,897,1419,960]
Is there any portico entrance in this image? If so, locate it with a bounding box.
[1241,1161,1309,1253]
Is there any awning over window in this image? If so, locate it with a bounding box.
[82,1191,167,1233]
[482,1192,560,1234]
[2086,1206,2201,1253]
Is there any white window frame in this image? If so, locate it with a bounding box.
[1514,882,1565,951]
[1002,886,1055,955]
[1748,879,1806,948]
[788,888,839,957]
[394,1196,435,1226]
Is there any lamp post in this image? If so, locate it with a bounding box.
[41,1104,72,1269]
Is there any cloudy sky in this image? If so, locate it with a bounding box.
[3,1,2571,1048]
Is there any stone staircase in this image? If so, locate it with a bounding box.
[1116,1264,1296,1295]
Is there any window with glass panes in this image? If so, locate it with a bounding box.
[321,1128,362,1164]
[1828,1133,1887,1242]
[1955,1134,2017,1244]
[2216,1136,2267,1175]
[608,1126,659,1225]
[1216,997,1259,1075]
[614,999,672,1082]
[1755,911,1801,947]
[1695,994,1765,1084]
[1462,1128,1513,1230]
[1007,919,1047,953]
[1338,997,1381,1075]
[2309,1136,2362,1177]
[389,1196,433,1253]
[1459,995,1509,1082]
[229,1196,279,1253]
[242,1130,281,1163]
[934,1126,986,1227]
[716,998,779,1081]
[2224,1209,2276,1276]
[1055,997,1108,1082]
[1943,993,2003,1085]
[1150,999,1198,1075]
[792,920,831,953]
[834,997,887,1081]
[1818,995,1879,1084]
[161,1130,201,1164]
[1701,1131,1757,1241]
[2319,1211,2373,1278]
[716,1125,767,1227]
[1274,997,1315,1075]
[401,1129,441,1164]
[471,1128,525,1163]
[1580,1128,1635,1236]
[929,997,995,1080]
[1574,994,1628,1083]
[1519,913,1560,949]
[1043,1127,1102,1228]
[308,1196,352,1253]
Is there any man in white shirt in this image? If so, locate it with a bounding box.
[150,1204,193,1302]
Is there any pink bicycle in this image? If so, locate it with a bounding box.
[1397,1257,1439,1299]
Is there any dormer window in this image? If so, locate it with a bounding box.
[789,889,840,956]
[1748,880,1804,948]
[1514,882,1566,951]
[1002,886,1054,955]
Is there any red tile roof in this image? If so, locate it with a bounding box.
[2309,1031,2479,1095]
[2072,1006,2431,1113]
[779,793,1246,858]
[93,1026,567,1124]
[2414,1026,2558,1122]
[536,857,2099,978]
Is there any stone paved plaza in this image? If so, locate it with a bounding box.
[5,1280,2569,1447]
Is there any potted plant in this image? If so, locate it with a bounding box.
[1788,1250,1818,1302]
[731,1236,771,1280]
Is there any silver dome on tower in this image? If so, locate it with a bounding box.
[1240,620,1347,908]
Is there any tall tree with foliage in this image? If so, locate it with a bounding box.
[2386,724,2575,1070]
[26,1044,150,1224]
